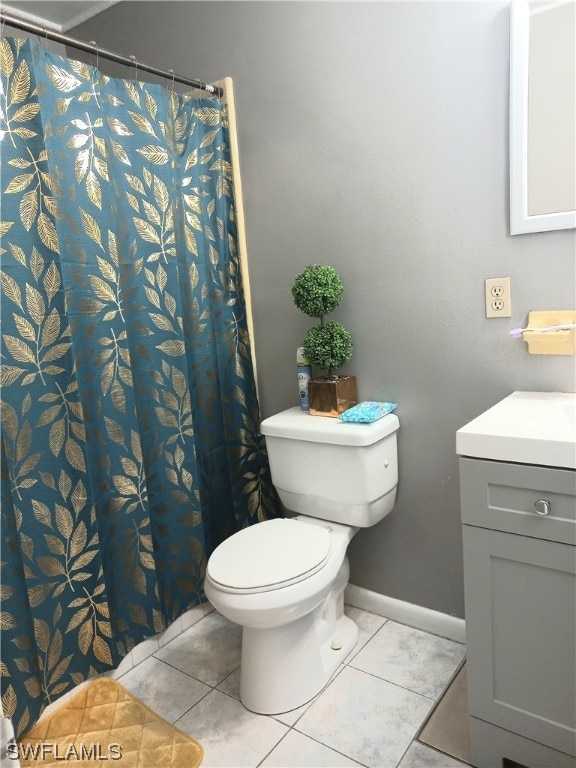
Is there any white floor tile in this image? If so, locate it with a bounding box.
[272,698,317,728]
[271,665,346,727]
[181,604,208,632]
[156,615,183,647]
[398,741,470,768]
[216,667,240,699]
[343,605,388,662]
[108,650,133,678]
[175,689,288,768]
[261,730,365,767]
[130,636,159,667]
[154,611,241,687]
[216,666,334,728]
[296,665,432,768]
[96,606,469,768]
[350,621,465,700]
[118,656,210,723]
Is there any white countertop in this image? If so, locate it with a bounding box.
[456,391,576,469]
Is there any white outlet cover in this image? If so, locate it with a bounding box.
[485,277,511,318]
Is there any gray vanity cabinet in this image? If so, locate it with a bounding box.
[460,457,576,768]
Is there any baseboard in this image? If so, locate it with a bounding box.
[344,584,466,644]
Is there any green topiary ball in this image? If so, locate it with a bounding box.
[303,321,353,374]
[291,265,344,319]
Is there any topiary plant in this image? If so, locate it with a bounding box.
[291,265,353,377]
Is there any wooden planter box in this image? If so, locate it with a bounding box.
[308,376,358,417]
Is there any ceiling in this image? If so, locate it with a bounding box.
[2,1,118,32]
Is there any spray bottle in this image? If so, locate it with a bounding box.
[296,346,312,411]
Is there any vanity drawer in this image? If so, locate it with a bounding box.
[460,457,576,545]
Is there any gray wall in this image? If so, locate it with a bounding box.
[73,1,575,619]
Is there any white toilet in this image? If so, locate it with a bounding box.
[204,406,399,714]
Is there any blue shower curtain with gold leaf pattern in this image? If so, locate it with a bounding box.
[0,37,278,735]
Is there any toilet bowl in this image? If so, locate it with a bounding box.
[204,407,399,714]
[204,516,359,713]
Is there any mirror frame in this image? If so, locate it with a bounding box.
[509,0,576,235]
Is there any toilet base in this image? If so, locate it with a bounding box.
[240,613,358,714]
[238,559,358,714]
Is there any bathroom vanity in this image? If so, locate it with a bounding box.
[457,392,576,768]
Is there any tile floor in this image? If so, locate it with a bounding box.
[118,604,469,768]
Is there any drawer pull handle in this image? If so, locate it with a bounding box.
[533,499,552,517]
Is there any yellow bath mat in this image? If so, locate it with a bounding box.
[17,677,203,767]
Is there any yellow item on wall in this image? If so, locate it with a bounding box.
[522,311,576,355]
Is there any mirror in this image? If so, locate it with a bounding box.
[510,0,576,234]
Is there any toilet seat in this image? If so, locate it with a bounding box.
[207,518,332,594]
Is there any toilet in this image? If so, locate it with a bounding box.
[204,406,400,714]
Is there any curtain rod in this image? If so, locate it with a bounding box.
[0,9,223,97]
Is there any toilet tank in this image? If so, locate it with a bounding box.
[260,407,399,527]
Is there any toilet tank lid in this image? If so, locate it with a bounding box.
[260,407,399,446]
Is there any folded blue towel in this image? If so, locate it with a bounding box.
[339,401,397,423]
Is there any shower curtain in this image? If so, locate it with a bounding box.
[0,37,278,735]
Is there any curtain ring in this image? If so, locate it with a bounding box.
[37,25,47,50]
[129,54,138,82]
[89,40,99,71]
[0,15,7,39]
[167,69,175,93]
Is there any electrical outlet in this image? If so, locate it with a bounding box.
[485,277,511,318]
